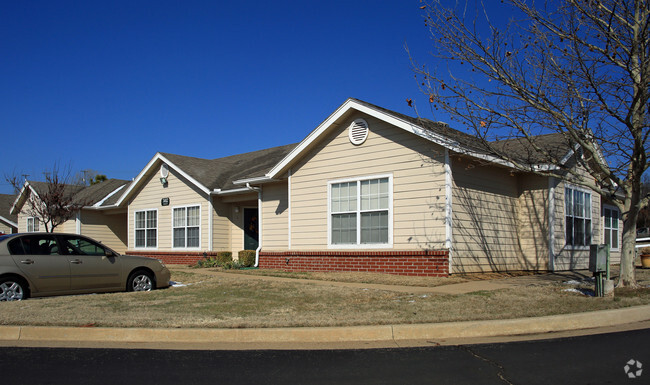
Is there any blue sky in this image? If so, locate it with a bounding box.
[0,0,445,194]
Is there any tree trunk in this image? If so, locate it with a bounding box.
[619,197,639,288]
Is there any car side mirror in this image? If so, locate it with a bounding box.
[105,249,117,258]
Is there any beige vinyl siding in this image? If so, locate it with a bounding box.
[451,157,523,273]
[128,166,210,251]
[0,220,15,234]
[211,197,232,252]
[80,210,128,254]
[262,181,288,250]
[516,175,550,270]
[54,216,78,234]
[290,114,447,251]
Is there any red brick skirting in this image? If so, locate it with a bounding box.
[259,250,449,277]
[126,251,216,265]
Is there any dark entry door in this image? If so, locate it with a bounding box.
[243,208,259,250]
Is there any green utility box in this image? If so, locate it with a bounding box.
[589,244,608,273]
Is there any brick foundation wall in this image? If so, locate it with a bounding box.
[259,250,449,277]
[126,251,218,265]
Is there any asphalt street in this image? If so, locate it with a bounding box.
[1,328,648,385]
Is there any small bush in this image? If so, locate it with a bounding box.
[640,247,650,255]
[195,258,219,268]
[215,252,233,264]
[238,250,256,267]
[193,252,242,269]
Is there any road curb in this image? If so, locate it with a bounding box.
[3,304,649,344]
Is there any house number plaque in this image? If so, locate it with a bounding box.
[161,198,170,206]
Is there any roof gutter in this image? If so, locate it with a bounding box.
[233,176,275,186]
[244,183,263,268]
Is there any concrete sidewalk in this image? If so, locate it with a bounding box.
[1,305,648,350]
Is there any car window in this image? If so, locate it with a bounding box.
[8,235,59,255]
[62,236,106,256]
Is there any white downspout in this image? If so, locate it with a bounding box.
[445,148,453,273]
[246,183,262,267]
[548,177,556,271]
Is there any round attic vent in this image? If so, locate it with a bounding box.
[348,118,369,145]
[160,164,169,178]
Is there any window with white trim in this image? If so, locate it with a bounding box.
[603,206,620,250]
[565,187,592,247]
[135,209,157,248]
[26,217,39,232]
[330,176,391,246]
[173,205,200,248]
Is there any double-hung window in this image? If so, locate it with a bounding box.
[565,186,592,247]
[135,209,157,248]
[173,205,200,248]
[26,217,39,232]
[603,206,620,250]
[330,175,392,247]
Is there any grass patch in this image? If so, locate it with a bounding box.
[0,267,649,329]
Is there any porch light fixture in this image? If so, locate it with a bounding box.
[160,177,168,186]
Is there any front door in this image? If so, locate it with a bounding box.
[243,208,259,250]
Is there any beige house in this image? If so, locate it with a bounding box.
[8,99,622,275]
[11,179,130,253]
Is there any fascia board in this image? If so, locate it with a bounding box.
[212,187,253,196]
[232,176,275,185]
[93,184,128,208]
[9,182,38,215]
[0,216,17,228]
[115,153,211,206]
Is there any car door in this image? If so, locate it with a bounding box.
[8,234,71,293]
[59,235,123,291]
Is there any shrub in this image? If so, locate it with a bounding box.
[238,250,256,267]
[215,252,233,264]
[195,258,219,268]
[640,247,650,255]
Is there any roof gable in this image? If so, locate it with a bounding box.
[267,98,573,178]
[116,143,298,205]
[10,179,131,214]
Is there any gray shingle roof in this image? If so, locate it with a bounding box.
[0,194,18,224]
[27,179,130,207]
[160,143,298,191]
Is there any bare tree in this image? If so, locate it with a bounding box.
[411,0,648,287]
[6,164,91,232]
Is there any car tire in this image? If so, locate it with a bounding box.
[127,270,154,292]
[0,277,29,301]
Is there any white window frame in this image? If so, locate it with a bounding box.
[172,204,201,250]
[603,205,620,251]
[134,209,158,249]
[564,185,593,249]
[327,174,393,249]
[26,217,39,232]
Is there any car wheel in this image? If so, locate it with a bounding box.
[0,277,28,301]
[127,270,154,292]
